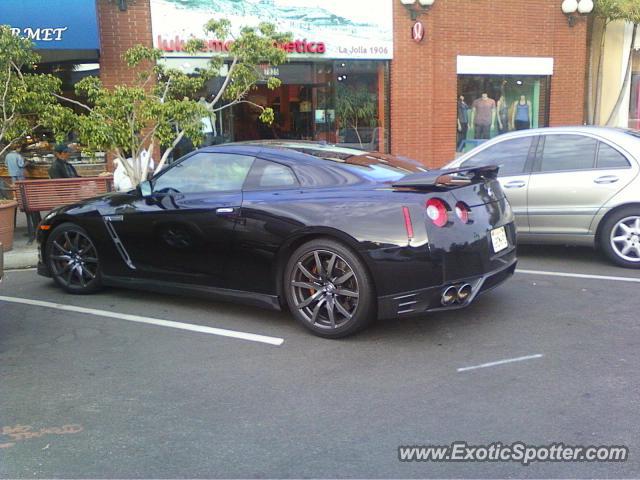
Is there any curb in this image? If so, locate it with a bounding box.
[4,248,39,270]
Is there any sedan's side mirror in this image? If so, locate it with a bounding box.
[139,180,153,198]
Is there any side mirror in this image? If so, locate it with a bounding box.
[139,180,153,198]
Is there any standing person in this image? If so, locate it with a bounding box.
[471,93,496,140]
[5,145,27,181]
[48,144,79,179]
[511,95,533,131]
[457,95,470,151]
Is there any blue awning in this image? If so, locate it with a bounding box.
[0,0,99,50]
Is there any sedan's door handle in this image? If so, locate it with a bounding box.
[504,180,526,189]
[594,175,620,184]
[216,207,236,215]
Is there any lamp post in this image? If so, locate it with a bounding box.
[400,0,435,21]
[561,0,594,27]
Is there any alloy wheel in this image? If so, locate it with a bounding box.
[290,249,359,329]
[50,230,100,288]
[610,216,640,263]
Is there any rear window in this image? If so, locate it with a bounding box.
[280,144,427,181]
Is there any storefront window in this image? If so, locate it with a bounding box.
[225,60,389,152]
[456,75,550,152]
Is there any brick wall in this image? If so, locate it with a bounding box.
[97,0,153,89]
[390,0,588,167]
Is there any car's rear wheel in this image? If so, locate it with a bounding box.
[601,208,640,268]
[284,239,376,338]
[46,223,103,294]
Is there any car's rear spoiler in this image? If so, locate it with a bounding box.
[392,165,499,189]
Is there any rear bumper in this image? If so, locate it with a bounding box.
[377,256,517,319]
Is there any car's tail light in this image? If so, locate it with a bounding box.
[455,202,471,224]
[426,198,449,228]
[402,206,414,240]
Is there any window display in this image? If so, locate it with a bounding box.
[227,60,389,152]
[456,75,550,151]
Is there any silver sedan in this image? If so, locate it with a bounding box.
[446,126,640,268]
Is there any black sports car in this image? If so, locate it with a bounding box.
[36,142,517,338]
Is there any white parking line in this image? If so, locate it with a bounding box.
[457,354,543,372]
[516,269,640,283]
[4,267,37,272]
[0,296,284,347]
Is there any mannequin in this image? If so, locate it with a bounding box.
[471,93,496,140]
[457,95,470,150]
[511,95,532,130]
[496,94,509,134]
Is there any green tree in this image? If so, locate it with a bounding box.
[0,26,64,157]
[335,84,377,148]
[591,0,640,125]
[56,19,291,186]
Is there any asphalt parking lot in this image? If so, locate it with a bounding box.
[1,244,639,478]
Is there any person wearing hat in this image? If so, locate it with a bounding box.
[48,144,79,179]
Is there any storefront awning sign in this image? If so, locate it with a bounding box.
[0,0,99,50]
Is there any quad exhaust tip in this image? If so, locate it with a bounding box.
[441,283,473,306]
[457,284,472,303]
[441,286,458,306]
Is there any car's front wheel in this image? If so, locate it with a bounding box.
[284,238,376,338]
[46,222,103,294]
[601,208,640,268]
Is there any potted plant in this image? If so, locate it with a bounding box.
[0,199,18,252]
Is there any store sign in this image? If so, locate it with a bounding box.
[150,0,393,60]
[412,22,424,43]
[158,36,326,55]
[0,0,99,50]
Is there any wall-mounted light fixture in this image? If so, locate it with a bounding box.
[400,0,435,21]
[561,0,594,27]
[109,0,130,11]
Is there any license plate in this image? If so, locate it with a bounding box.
[491,226,509,253]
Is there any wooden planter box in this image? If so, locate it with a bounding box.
[0,200,18,252]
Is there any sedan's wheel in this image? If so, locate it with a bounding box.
[601,209,640,268]
[285,239,375,338]
[46,223,103,294]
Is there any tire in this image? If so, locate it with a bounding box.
[45,222,103,294]
[600,207,640,269]
[284,238,376,338]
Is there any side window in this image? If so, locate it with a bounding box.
[244,158,299,190]
[597,142,630,169]
[153,153,254,194]
[539,135,597,172]
[461,137,533,176]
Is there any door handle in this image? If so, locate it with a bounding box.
[594,175,619,184]
[504,180,526,189]
[216,207,236,215]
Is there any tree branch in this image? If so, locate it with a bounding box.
[53,93,93,113]
[208,56,238,108]
[154,129,185,174]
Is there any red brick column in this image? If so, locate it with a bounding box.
[97,0,153,89]
[97,0,156,169]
